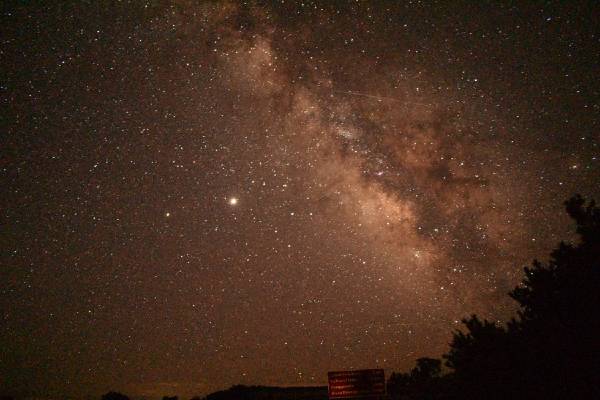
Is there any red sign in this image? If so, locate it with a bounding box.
[328,369,385,399]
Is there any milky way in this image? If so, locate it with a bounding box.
[2,2,599,398]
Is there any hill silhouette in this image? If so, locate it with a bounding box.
[200,385,327,400]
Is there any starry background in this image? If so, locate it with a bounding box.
[2,1,599,398]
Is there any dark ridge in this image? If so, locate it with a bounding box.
[202,385,328,400]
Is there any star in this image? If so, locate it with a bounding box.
[3,2,599,398]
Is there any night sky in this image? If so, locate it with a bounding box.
[2,1,599,398]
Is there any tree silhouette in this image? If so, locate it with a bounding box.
[444,195,600,399]
[387,357,442,400]
[443,316,519,399]
[412,357,441,380]
[505,195,600,399]
[510,195,600,329]
[387,195,600,400]
[387,371,411,399]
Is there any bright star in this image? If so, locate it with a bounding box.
[229,197,238,206]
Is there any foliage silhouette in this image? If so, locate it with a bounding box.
[387,357,443,399]
[388,195,600,400]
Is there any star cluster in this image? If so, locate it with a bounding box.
[2,2,599,398]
